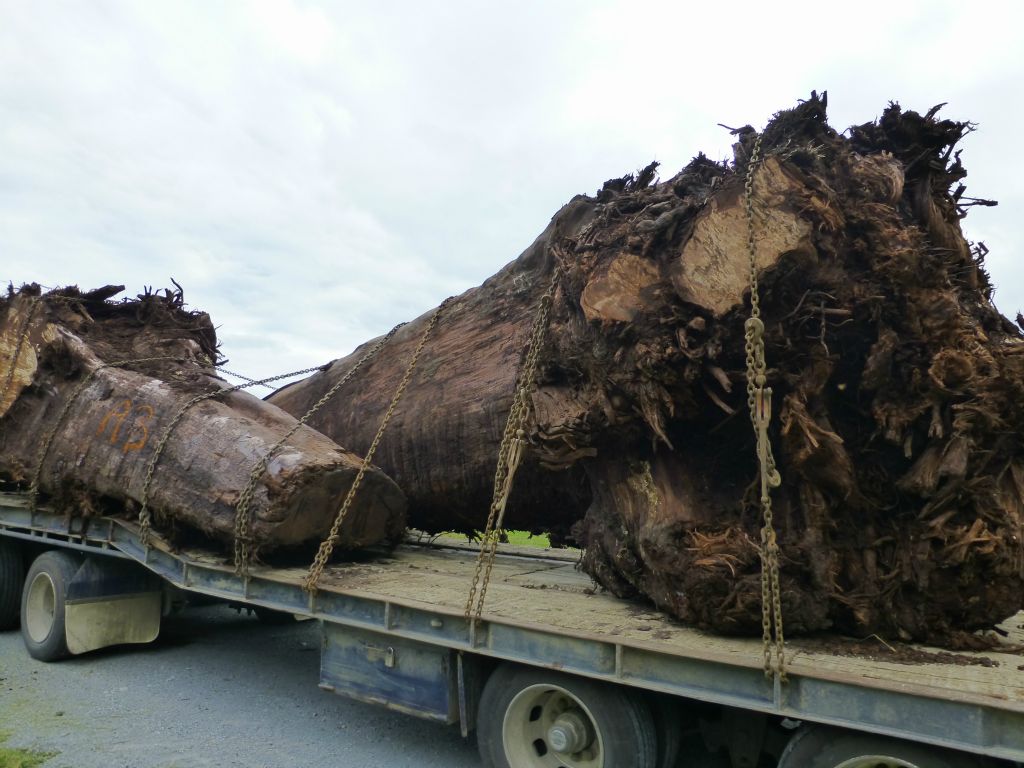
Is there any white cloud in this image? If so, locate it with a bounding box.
[2,0,1022,383]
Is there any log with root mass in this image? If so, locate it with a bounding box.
[270,95,1024,645]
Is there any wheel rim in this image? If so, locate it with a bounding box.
[25,571,57,643]
[834,758,924,768]
[502,683,604,768]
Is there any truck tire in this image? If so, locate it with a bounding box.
[0,539,24,630]
[477,663,658,768]
[20,550,82,662]
[778,725,985,768]
[650,694,684,768]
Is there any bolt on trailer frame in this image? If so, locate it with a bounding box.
[1,492,1023,764]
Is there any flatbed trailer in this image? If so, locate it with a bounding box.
[1,491,1022,768]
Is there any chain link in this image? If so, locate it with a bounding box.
[137,388,220,545]
[216,368,274,389]
[303,301,453,591]
[216,363,328,390]
[743,133,787,682]
[136,360,357,548]
[464,261,562,628]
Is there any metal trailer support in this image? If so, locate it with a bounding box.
[319,623,460,723]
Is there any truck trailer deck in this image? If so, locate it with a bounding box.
[1,491,1022,767]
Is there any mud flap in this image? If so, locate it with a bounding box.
[64,557,162,655]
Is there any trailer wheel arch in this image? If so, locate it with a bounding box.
[0,538,25,630]
[778,724,988,768]
[20,550,82,662]
[476,662,658,768]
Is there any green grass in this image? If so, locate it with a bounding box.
[503,530,550,548]
[437,530,552,548]
[0,732,56,768]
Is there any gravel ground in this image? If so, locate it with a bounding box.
[0,605,480,768]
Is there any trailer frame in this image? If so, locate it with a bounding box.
[1,492,1022,765]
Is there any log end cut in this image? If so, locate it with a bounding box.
[264,462,407,550]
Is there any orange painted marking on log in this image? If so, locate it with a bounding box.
[96,399,158,453]
[97,399,133,443]
[122,404,155,453]
[107,399,135,444]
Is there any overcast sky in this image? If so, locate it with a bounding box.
[3,0,1022,382]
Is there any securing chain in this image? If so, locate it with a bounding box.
[464,261,562,628]
[216,363,331,387]
[743,133,787,682]
[1,296,40,411]
[25,354,296,530]
[303,300,453,592]
[229,324,410,575]
[217,367,278,389]
[137,361,346,548]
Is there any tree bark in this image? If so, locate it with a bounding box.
[269,96,1024,645]
[0,286,406,553]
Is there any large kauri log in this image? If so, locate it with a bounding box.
[270,96,1024,645]
[0,286,406,553]
[269,156,810,539]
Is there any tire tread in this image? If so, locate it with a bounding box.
[20,550,82,662]
[0,539,24,630]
